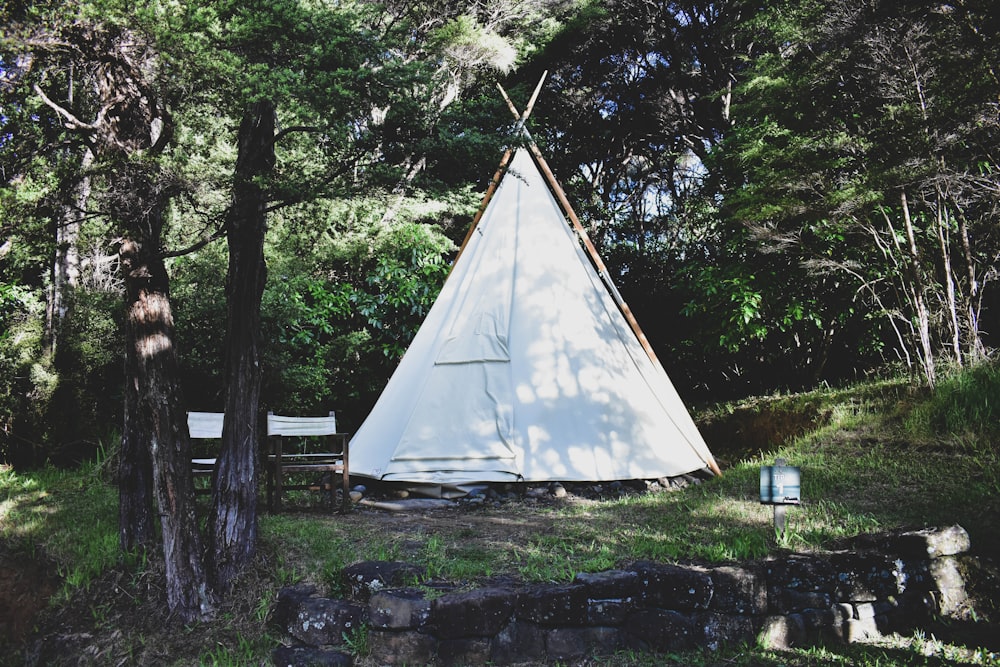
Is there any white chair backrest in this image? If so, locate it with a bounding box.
[188,411,224,439]
[267,411,337,437]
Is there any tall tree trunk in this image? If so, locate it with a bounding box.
[121,227,212,621]
[934,198,962,366]
[119,336,155,553]
[900,191,935,387]
[45,150,91,354]
[28,19,211,621]
[955,209,986,361]
[209,100,274,592]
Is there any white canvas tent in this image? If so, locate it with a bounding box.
[349,138,720,485]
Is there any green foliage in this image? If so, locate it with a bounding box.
[0,286,49,464]
[717,0,1000,386]
[341,623,369,659]
[196,633,273,667]
[257,513,400,596]
[170,242,229,410]
[260,213,455,422]
[48,287,124,445]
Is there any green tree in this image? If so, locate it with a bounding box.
[2,2,211,619]
[157,0,572,590]
[720,0,1000,387]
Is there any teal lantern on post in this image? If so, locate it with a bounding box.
[760,458,800,539]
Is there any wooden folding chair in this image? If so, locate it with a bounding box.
[266,411,350,513]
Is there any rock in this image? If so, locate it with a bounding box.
[758,613,806,649]
[429,588,517,639]
[929,557,970,617]
[623,608,695,652]
[282,597,365,647]
[438,637,491,667]
[628,561,713,611]
[894,526,972,559]
[845,525,971,559]
[709,565,766,616]
[827,552,902,602]
[667,477,688,491]
[518,583,589,626]
[765,554,837,613]
[369,588,430,630]
[490,621,546,664]
[342,561,426,601]
[546,626,620,661]
[845,616,882,643]
[573,570,641,625]
[272,645,353,667]
[272,585,321,631]
[368,630,437,666]
[698,611,759,650]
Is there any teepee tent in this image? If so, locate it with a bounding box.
[349,90,719,486]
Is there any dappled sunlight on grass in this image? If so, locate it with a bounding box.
[3,371,999,665]
[0,463,119,597]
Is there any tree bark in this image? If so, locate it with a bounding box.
[45,150,91,354]
[121,228,212,621]
[119,334,156,553]
[209,100,274,592]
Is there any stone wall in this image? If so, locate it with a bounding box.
[271,525,973,667]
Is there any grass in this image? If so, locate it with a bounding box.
[1,363,999,665]
[0,451,124,601]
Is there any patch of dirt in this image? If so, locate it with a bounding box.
[0,544,60,650]
[697,400,832,465]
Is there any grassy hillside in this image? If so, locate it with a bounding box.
[1,365,998,665]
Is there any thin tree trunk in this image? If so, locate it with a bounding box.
[209,100,274,592]
[955,209,986,360]
[934,198,962,366]
[45,150,91,354]
[872,214,915,371]
[900,190,935,387]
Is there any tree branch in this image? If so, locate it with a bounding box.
[161,223,228,259]
[264,161,355,214]
[273,125,322,143]
[32,83,98,132]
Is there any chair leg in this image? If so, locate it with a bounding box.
[274,470,282,513]
[266,463,274,513]
[339,467,349,513]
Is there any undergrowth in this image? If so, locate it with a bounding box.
[1,363,998,665]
